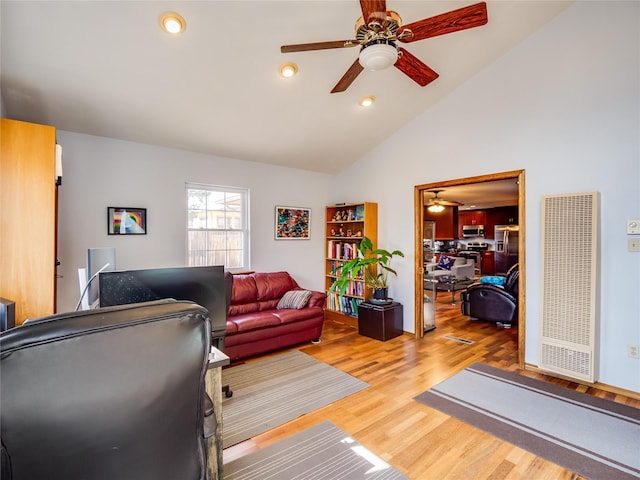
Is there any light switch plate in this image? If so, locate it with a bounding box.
[627,219,640,234]
[629,238,640,252]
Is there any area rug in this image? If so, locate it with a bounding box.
[414,362,640,480]
[223,420,407,479]
[222,350,368,448]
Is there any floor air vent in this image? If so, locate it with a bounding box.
[444,335,474,344]
[539,192,599,383]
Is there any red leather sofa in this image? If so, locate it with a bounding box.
[223,271,326,361]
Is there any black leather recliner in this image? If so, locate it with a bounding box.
[460,263,519,327]
[1,300,213,480]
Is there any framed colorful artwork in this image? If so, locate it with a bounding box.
[108,207,147,235]
[275,206,310,240]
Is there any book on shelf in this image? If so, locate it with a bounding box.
[327,240,361,260]
[326,292,363,317]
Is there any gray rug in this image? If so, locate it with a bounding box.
[223,421,407,479]
[415,362,640,480]
[222,350,368,448]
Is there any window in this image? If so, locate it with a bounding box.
[186,184,249,269]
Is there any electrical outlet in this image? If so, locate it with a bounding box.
[628,344,640,359]
[629,239,640,252]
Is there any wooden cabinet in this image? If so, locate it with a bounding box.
[1,118,58,325]
[325,202,377,323]
[425,206,458,239]
[358,302,403,341]
[481,251,495,275]
[458,210,486,238]
[485,206,518,239]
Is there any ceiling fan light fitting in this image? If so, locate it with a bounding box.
[358,43,397,71]
[428,204,445,213]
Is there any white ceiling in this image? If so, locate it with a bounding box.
[1,1,572,174]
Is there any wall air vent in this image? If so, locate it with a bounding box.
[539,192,599,383]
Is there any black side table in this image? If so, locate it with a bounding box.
[358,302,403,341]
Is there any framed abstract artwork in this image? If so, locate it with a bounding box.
[275,206,310,240]
[108,207,147,235]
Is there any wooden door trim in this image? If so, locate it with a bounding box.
[414,170,526,367]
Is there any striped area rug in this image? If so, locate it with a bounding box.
[415,362,640,480]
[222,350,368,448]
[223,421,407,480]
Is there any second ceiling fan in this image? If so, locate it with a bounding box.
[281,1,488,93]
[426,189,463,212]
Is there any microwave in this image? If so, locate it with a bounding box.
[462,225,485,238]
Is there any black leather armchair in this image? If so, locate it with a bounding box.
[460,264,520,327]
[1,300,213,480]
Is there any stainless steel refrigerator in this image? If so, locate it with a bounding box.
[494,225,519,275]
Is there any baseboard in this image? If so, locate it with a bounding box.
[524,363,640,401]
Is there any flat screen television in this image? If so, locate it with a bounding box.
[99,266,226,334]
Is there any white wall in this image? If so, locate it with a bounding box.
[331,1,640,392]
[56,132,331,312]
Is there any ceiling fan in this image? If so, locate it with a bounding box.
[280,1,488,93]
[426,189,463,212]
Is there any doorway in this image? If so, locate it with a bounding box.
[414,170,525,366]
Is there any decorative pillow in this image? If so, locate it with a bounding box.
[438,256,456,270]
[277,290,312,309]
[480,276,506,286]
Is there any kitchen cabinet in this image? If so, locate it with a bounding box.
[424,206,458,240]
[485,206,518,239]
[481,251,495,275]
[458,210,486,238]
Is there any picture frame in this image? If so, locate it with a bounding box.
[108,207,147,235]
[275,206,310,240]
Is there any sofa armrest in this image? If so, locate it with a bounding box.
[308,290,327,308]
[451,263,474,280]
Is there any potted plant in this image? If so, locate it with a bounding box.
[330,236,404,303]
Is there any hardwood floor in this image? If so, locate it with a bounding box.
[222,295,639,479]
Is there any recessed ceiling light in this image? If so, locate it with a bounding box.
[279,63,298,78]
[359,96,375,107]
[159,11,186,34]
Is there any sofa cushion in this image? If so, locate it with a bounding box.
[480,275,506,286]
[229,301,261,317]
[229,311,281,332]
[254,272,297,301]
[277,290,312,309]
[438,256,456,270]
[230,275,258,305]
[272,306,324,325]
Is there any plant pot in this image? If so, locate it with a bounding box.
[372,287,388,300]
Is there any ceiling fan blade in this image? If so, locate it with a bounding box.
[429,200,463,206]
[331,58,365,93]
[394,48,439,87]
[397,2,488,43]
[360,0,388,28]
[281,40,359,53]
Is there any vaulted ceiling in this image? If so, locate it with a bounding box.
[1,1,572,174]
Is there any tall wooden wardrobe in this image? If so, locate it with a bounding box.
[1,118,58,325]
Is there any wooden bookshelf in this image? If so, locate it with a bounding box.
[324,202,377,324]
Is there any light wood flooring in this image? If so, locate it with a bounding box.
[223,294,640,479]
